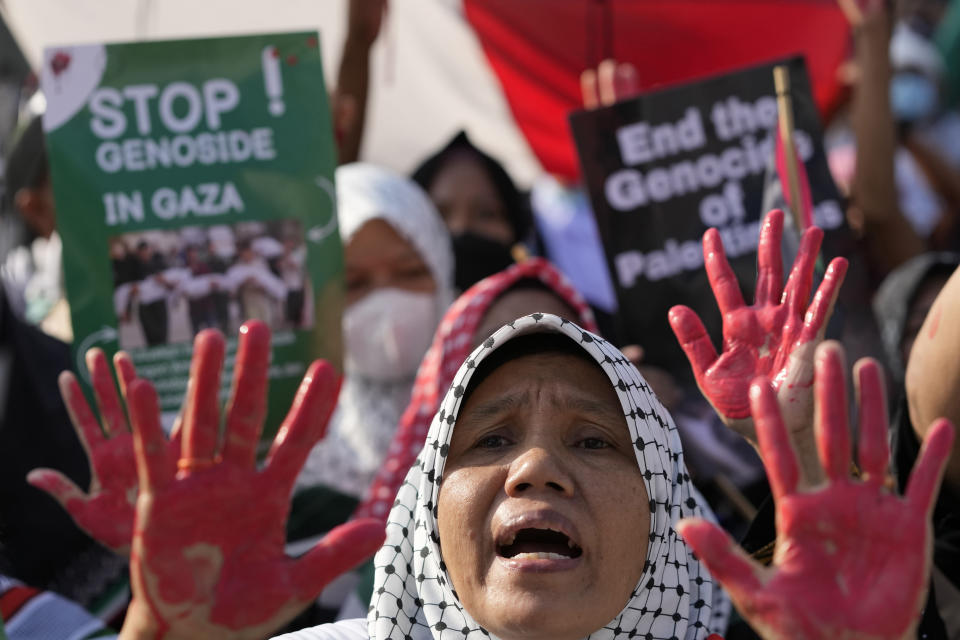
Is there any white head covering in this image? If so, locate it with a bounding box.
[295,163,455,499]
[890,22,945,78]
[336,162,455,304]
[369,313,731,639]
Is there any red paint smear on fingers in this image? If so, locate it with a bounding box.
[124,327,378,635]
[673,211,844,424]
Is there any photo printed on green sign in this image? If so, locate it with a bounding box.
[43,32,343,441]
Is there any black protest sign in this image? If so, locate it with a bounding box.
[570,57,851,376]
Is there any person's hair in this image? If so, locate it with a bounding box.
[503,278,577,313]
[908,263,956,312]
[411,131,531,243]
[506,277,550,294]
[462,332,600,407]
[469,278,579,349]
[1,116,49,252]
[4,116,49,205]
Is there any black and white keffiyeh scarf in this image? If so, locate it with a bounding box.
[368,313,730,639]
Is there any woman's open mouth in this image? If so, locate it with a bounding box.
[493,511,585,572]
[497,527,583,561]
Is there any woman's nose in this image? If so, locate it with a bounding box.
[445,209,470,236]
[367,268,398,291]
[505,446,574,497]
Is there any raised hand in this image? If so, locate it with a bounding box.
[669,210,848,485]
[346,0,388,48]
[334,0,387,164]
[120,322,384,639]
[581,59,640,109]
[836,0,884,28]
[27,348,168,555]
[678,343,954,640]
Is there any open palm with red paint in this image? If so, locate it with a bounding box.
[679,343,954,640]
[27,347,172,555]
[669,209,848,485]
[113,323,384,638]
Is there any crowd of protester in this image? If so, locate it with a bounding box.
[0,0,959,638]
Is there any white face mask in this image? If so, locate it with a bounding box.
[343,287,438,381]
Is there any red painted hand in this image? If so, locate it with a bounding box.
[122,322,384,639]
[678,343,954,640]
[27,348,171,555]
[669,210,848,484]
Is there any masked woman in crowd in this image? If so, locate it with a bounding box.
[318,257,601,616]
[412,131,530,291]
[292,163,454,530]
[333,2,528,295]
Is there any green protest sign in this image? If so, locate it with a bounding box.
[42,32,343,440]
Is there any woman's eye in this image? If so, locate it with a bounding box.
[577,437,609,450]
[474,207,502,223]
[399,267,430,280]
[476,434,509,449]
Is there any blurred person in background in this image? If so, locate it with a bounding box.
[877,253,960,634]
[291,163,453,538]
[412,131,530,291]
[0,283,124,616]
[832,0,960,279]
[890,15,960,250]
[0,114,70,342]
[0,112,128,618]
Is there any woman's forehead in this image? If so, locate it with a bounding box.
[472,289,578,349]
[459,350,625,423]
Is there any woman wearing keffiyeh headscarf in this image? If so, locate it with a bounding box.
[350,313,731,640]
[354,257,598,522]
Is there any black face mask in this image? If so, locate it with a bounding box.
[451,232,515,291]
